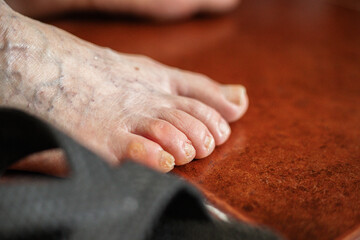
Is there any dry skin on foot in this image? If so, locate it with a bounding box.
[0,1,248,174]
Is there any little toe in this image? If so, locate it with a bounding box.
[173,96,231,145]
[109,131,175,172]
[173,70,249,122]
[157,109,215,159]
[130,117,196,165]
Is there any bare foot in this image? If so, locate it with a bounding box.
[5,0,240,20]
[0,2,248,173]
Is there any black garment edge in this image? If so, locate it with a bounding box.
[0,108,282,240]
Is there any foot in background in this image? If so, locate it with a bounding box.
[5,0,241,20]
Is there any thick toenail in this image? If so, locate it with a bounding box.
[221,85,247,106]
[204,135,215,152]
[184,142,196,161]
[159,151,175,172]
[219,120,230,137]
[128,142,146,159]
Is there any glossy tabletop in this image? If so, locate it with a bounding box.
[30,0,360,239]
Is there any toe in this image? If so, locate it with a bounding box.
[157,108,215,159]
[200,0,240,13]
[220,84,249,120]
[151,0,240,19]
[143,0,200,20]
[109,131,175,172]
[172,70,249,122]
[130,117,196,165]
[173,96,231,145]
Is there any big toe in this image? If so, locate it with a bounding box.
[220,84,249,121]
[173,70,249,122]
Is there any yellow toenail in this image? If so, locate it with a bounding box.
[184,142,196,160]
[128,142,146,160]
[219,121,230,137]
[159,151,175,172]
[204,135,215,152]
[221,85,247,106]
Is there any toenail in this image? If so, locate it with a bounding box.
[184,142,196,160]
[204,135,215,152]
[159,151,175,172]
[222,85,247,106]
[240,86,247,100]
[219,120,230,137]
[128,142,146,160]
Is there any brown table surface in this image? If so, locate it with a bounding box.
[18,0,360,239]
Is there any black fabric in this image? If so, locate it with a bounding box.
[0,108,281,240]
